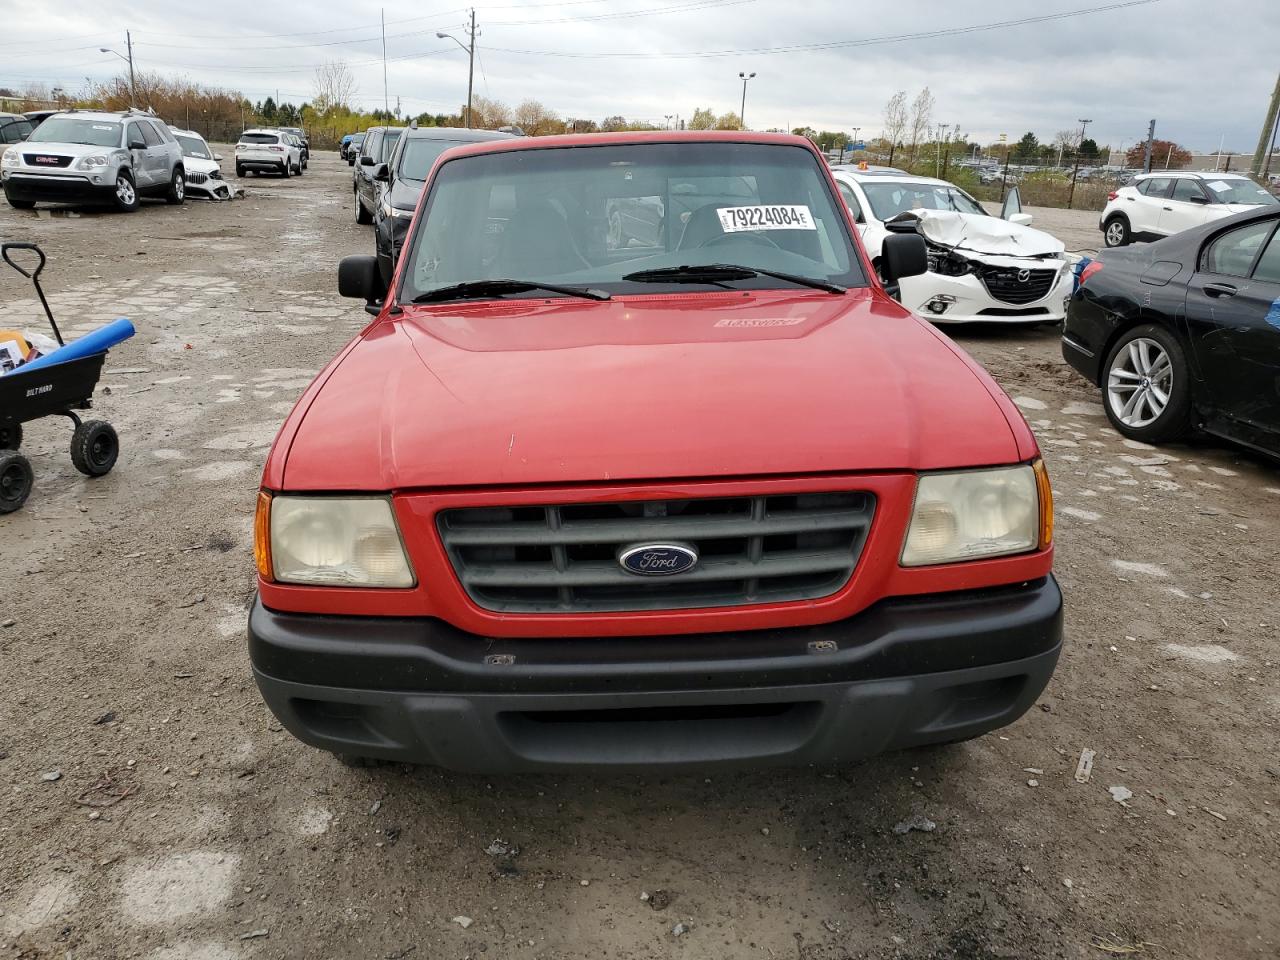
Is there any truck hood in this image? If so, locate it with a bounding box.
[904,210,1065,258]
[281,290,1023,490]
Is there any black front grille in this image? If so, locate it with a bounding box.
[438,492,876,613]
[23,153,72,168]
[977,266,1058,305]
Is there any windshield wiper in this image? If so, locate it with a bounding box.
[410,279,611,304]
[622,263,846,294]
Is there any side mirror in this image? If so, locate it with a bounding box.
[338,255,388,312]
[1000,185,1024,221]
[213,153,223,161]
[884,213,921,234]
[1009,212,1034,226]
[881,234,928,286]
[348,157,355,165]
[1189,195,1209,205]
[360,155,374,166]
[373,163,390,182]
[128,138,146,151]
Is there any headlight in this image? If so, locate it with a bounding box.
[901,463,1050,566]
[1,148,19,168]
[77,155,110,169]
[261,495,415,587]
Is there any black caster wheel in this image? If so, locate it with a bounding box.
[70,420,119,477]
[0,452,33,513]
[0,422,20,450]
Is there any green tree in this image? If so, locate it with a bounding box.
[791,126,817,141]
[689,107,717,130]
[816,130,850,152]
[1078,137,1100,160]
[259,96,277,123]
[600,115,628,132]
[1013,131,1039,160]
[715,112,741,130]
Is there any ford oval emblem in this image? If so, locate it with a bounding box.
[618,543,699,577]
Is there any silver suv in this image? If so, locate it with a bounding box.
[1,109,186,212]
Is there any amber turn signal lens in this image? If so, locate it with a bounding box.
[254,491,274,581]
[1033,459,1053,549]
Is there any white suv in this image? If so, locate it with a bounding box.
[235,129,302,178]
[1099,171,1278,247]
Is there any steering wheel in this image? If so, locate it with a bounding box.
[701,230,781,250]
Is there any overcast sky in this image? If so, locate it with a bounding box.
[3,0,1277,153]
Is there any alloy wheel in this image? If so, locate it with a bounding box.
[117,177,135,205]
[1105,221,1125,246]
[1107,337,1172,428]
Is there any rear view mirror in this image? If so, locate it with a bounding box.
[338,255,388,314]
[881,234,928,287]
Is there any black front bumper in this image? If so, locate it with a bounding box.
[3,174,117,205]
[250,577,1063,772]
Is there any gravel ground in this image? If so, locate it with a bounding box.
[1,154,1277,960]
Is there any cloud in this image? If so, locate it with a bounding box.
[3,0,1277,151]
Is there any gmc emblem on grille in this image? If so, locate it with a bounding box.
[618,543,699,577]
[35,155,59,165]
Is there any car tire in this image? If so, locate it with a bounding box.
[70,420,120,477]
[236,164,246,177]
[0,422,21,450]
[281,162,291,179]
[0,452,34,514]
[355,191,372,225]
[113,171,139,212]
[1102,324,1192,444]
[165,169,185,205]
[6,195,36,210]
[1103,215,1131,248]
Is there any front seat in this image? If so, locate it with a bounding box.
[676,203,727,250]
[501,198,591,276]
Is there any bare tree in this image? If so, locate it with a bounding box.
[312,61,357,114]
[881,90,908,152]
[469,96,512,130]
[514,98,561,136]
[906,87,933,162]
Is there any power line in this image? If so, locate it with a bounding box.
[483,0,1163,59]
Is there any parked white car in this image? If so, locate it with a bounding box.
[832,168,1072,325]
[234,128,302,178]
[168,127,233,200]
[1099,171,1278,247]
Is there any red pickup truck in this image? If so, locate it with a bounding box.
[250,132,1060,772]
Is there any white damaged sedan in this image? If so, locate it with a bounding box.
[832,167,1073,325]
[168,127,235,201]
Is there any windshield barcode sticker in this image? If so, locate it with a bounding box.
[717,205,816,233]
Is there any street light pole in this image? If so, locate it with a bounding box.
[664,114,674,130]
[437,10,478,128]
[738,71,755,130]
[100,33,137,106]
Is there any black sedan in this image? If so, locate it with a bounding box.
[1063,205,1280,458]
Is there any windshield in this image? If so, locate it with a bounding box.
[398,139,471,181]
[861,181,987,219]
[28,118,121,147]
[176,135,210,159]
[400,141,863,301]
[1204,178,1279,206]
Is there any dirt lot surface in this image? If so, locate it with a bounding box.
[2,154,1277,960]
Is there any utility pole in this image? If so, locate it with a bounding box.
[381,8,389,118]
[1263,108,1279,180]
[437,10,477,128]
[935,123,949,177]
[1142,119,1156,173]
[738,71,756,130]
[1067,118,1091,209]
[126,31,136,106]
[999,133,1010,201]
[1251,70,1280,177]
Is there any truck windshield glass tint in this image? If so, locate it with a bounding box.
[401,141,865,300]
